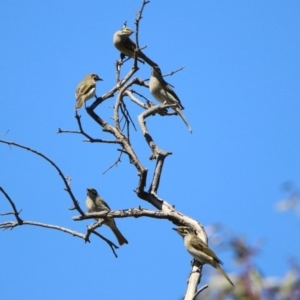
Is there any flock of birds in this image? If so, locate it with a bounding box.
[77,27,234,287]
[75,27,192,133]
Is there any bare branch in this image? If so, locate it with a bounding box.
[120,100,137,132]
[73,207,176,222]
[192,284,208,300]
[125,90,150,108]
[102,151,123,174]
[57,111,120,144]
[185,262,203,300]
[115,79,134,130]
[85,220,119,257]
[134,0,150,50]
[138,104,173,154]
[74,208,207,238]
[163,65,186,78]
[0,139,85,216]
[90,229,119,258]
[0,187,23,224]
[0,130,9,136]
[0,189,119,257]
[0,216,119,258]
[1,1,211,296]
[0,219,86,238]
[144,65,186,83]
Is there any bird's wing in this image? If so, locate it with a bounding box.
[160,80,185,109]
[124,38,137,52]
[76,82,95,100]
[190,236,223,265]
[96,197,111,210]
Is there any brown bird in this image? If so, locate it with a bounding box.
[149,67,192,132]
[75,74,102,110]
[86,188,128,246]
[173,226,234,286]
[113,27,157,67]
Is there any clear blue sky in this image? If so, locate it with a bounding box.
[1,1,299,299]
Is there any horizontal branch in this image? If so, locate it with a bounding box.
[73,207,176,222]
[57,112,121,144]
[0,220,86,239]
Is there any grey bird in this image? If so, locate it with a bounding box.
[149,67,192,132]
[86,188,128,246]
[173,226,234,286]
[113,27,157,67]
[75,74,102,110]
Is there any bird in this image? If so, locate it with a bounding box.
[173,226,234,286]
[149,67,192,133]
[113,27,157,67]
[75,74,102,110]
[85,188,128,246]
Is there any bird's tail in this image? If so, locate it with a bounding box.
[174,107,193,133]
[138,51,158,68]
[75,98,83,110]
[216,264,234,287]
[107,219,128,246]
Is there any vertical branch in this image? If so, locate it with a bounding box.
[134,0,150,49]
[184,262,203,300]
[148,154,167,196]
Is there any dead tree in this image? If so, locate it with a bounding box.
[0,2,213,299]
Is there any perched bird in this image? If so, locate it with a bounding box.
[113,27,157,67]
[173,226,234,286]
[75,74,102,110]
[149,67,192,133]
[86,188,128,246]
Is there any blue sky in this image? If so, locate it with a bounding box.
[1,1,300,299]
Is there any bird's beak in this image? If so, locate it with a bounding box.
[172,228,178,232]
[97,78,103,81]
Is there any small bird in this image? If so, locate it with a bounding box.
[173,226,234,286]
[113,27,157,67]
[75,74,103,110]
[86,188,128,246]
[149,67,192,133]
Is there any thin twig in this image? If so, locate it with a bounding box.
[0,130,9,136]
[91,230,119,258]
[0,187,23,224]
[102,151,123,174]
[119,102,132,143]
[57,111,120,144]
[84,220,119,257]
[144,65,186,82]
[0,140,85,216]
[129,89,150,102]
[0,187,120,257]
[192,284,208,300]
[121,101,137,131]
[0,219,86,238]
[163,65,185,78]
[134,0,150,49]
